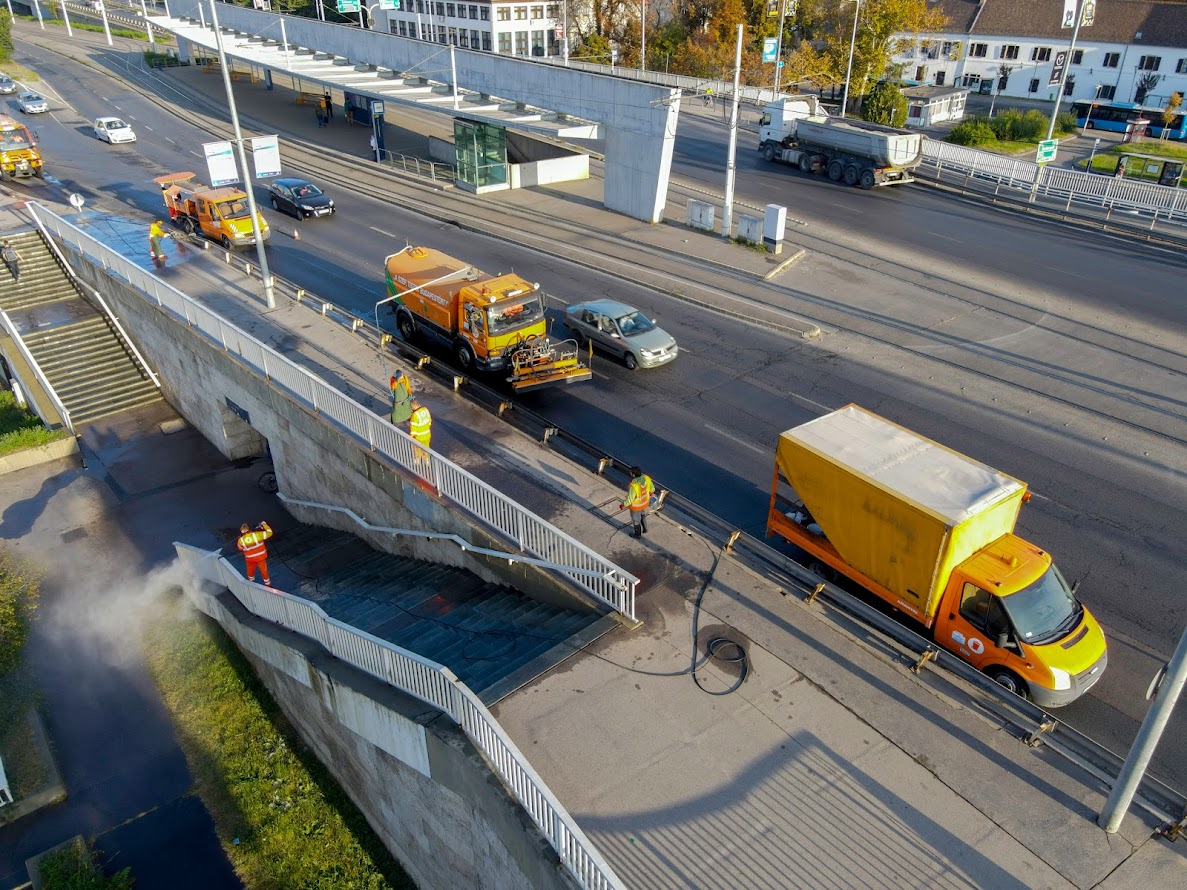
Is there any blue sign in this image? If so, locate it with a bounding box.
[762,38,777,64]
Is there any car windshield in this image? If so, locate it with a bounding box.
[294,184,322,198]
[218,199,251,220]
[0,129,32,150]
[487,297,545,334]
[24,94,41,101]
[615,310,656,336]
[999,564,1081,645]
[104,120,126,130]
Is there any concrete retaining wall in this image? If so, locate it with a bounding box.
[191,582,575,890]
[0,436,77,475]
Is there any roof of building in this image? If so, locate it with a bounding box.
[927,0,1187,47]
[902,86,971,100]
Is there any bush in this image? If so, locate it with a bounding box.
[1056,111,1079,134]
[948,118,997,146]
[36,838,133,890]
[862,81,908,128]
[0,548,40,677]
[0,390,70,456]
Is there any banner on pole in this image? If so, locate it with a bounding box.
[203,141,238,187]
[1049,50,1068,86]
[1061,0,1076,27]
[251,135,282,179]
[762,38,778,63]
[1081,0,1095,26]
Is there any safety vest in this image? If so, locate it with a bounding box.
[637,474,655,500]
[237,525,272,559]
[149,222,166,239]
[409,406,432,445]
[625,479,649,512]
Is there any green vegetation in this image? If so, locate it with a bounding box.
[0,546,40,676]
[0,14,12,64]
[0,548,44,805]
[143,50,185,68]
[0,391,70,457]
[36,838,133,890]
[1079,142,1187,183]
[142,600,415,890]
[947,109,1078,152]
[15,15,159,43]
[862,81,908,127]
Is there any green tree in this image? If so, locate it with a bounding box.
[0,548,40,678]
[1163,91,1183,127]
[0,14,13,66]
[863,80,908,126]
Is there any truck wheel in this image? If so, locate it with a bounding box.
[843,165,859,186]
[455,341,476,371]
[221,235,232,250]
[987,668,1030,700]
[807,561,835,582]
[827,160,843,182]
[798,155,813,173]
[182,217,196,235]
[859,169,876,190]
[762,143,776,162]
[396,311,417,342]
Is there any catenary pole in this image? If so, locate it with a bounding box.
[721,24,743,241]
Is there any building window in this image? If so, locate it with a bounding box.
[514,5,527,19]
[459,30,468,46]
[470,29,480,46]
[1139,55,1162,71]
[392,20,401,34]
[437,24,447,43]
[435,2,444,15]
[1071,49,1083,65]
[1002,44,1019,60]
[1098,84,1116,99]
[530,4,543,18]
[415,0,424,10]
[531,29,544,55]
[470,4,479,17]
[1177,59,1187,74]
[446,3,455,15]
[1031,47,1051,62]
[969,42,987,58]
[1028,77,1040,93]
[497,7,509,20]
[482,32,491,50]
[546,2,558,16]
[498,32,511,52]
[458,4,467,17]
[481,6,489,20]
[1103,52,1120,68]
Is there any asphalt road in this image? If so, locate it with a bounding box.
[11,35,1187,793]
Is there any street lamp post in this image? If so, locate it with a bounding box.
[772,1,788,98]
[640,0,645,71]
[721,23,743,242]
[840,0,860,119]
[208,0,275,310]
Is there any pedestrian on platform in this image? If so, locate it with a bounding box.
[408,397,432,473]
[370,132,380,162]
[621,467,654,538]
[2,239,24,282]
[315,106,327,128]
[344,97,355,126]
[390,372,413,424]
[323,92,333,122]
[237,521,274,587]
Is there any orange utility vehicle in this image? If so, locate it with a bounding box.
[768,405,1107,708]
[0,114,44,180]
[154,171,270,249]
[385,245,591,392]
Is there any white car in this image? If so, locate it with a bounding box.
[94,116,136,144]
[17,91,48,114]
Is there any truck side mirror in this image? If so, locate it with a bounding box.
[1071,579,1081,595]
[996,632,1008,649]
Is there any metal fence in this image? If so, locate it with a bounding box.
[379,149,455,182]
[29,202,638,620]
[175,544,625,890]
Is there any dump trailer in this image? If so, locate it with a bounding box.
[758,97,923,189]
[385,245,592,393]
[767,405,1107,707]
[0,114,44,180]
[154,171,270,249]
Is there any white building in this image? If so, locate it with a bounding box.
[894,0,1187,107]
[379,1,569,58]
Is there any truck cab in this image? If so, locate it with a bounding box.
[933,535,1107,708]
[0,114,43,179]
[155,172,270,249]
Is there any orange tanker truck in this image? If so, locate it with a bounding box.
[385,244,591,392]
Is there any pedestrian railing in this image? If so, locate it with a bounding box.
[0,307,75,436]
[175,543,625,890]
[29,202,638,621]
[379,149,455,183]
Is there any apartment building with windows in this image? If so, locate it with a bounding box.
[893,0,1187,106]
[378,1,568,58]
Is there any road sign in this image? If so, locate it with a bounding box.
[379,0,398,8]
[554,23,564,39]
[762,38,777,63]
[1049,50,1068,87]
[337,0,360,12]
[1036,139,1058,164]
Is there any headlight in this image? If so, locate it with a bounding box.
[1049,667,1072,691]
[299,204,313,211]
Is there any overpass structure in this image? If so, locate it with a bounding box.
[162,1,680,222]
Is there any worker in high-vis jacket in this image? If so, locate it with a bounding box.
[622,467,654,538]
[148,219,169,260]
[237,521,274,587]
[408,398,432,472]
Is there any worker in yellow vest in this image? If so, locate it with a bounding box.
[622,466,654,538]
[236,521,274,587]
[408,397,432,473]
[148,219,169,261]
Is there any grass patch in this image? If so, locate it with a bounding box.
[0,390,69,457]
[36,837,133,890]
[1076,143,1187,183]
[15,15,159,43]
[142,598,414,890]
[0,700,48,801]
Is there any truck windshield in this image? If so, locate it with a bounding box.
[218,199,252,220]
[487,297,544,334]
[0,129,33,151]
[1000,564,1081,646]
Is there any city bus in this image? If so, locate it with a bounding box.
[1071,100,1187,140]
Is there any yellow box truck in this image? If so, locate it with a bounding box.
[767,404,1107,708]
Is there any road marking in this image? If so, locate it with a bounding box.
[370,226,399,239]
[788,392,833,413]
[703,422,766,454]
[926,231,963,243]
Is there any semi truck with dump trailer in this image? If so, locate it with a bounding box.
[0,114,43,180]
[767,405,1107,707]
[758,97,923,189]
[385,245,592,393]
[154,171,270,249]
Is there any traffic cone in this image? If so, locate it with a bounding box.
[293,228,300,240]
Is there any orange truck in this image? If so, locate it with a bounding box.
[154,171,270,250]
[385,245,591,392]
[768,404,1107,708]
[0,114,44,180]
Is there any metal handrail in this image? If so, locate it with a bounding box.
[0,308,74,435]
[378,149,455,183]
[30,216,162,391]
[277,492,631,587]
[174,543,625,890]
[28,202,637,620]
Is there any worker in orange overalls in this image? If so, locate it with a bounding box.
[408,397,432,473]
[237,521,274,587]
[622,467,654,538]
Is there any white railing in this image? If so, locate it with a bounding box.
[175,543,625,890]
[0,308,75,435]
[28,202,638,620]
[379,149,455,182]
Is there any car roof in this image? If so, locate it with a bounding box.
[571,299,637,317]
[272,177,310,187]
[20,92,41,98]
[95,116,126,124]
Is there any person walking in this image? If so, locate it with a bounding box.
[323,92,333,122]
[315,105,327,128]
[621,467,654,538]
[1,239,23,282]
[236,521,274,587]
[369,132,379,162]
[148,220,169,262]
[389,372,413,425]
[408,397,432,472]
[344,97,355,126]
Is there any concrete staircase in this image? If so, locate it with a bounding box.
[269,526,604,702]
[0,230,162,426]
